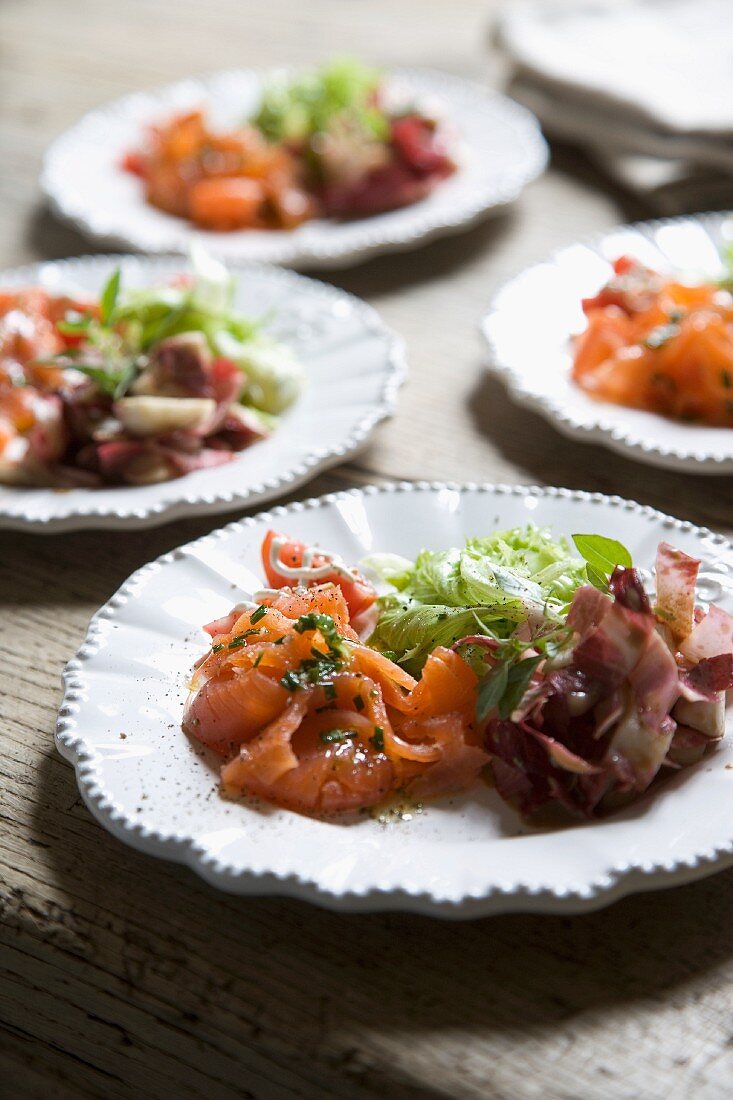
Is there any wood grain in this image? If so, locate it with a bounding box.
[1,1,732,1098]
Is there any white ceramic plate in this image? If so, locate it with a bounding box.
[56,482,733,917]
[481,212,733,474]
[41,68,547,270]
[0,255,404,532]
[497,0,733,138]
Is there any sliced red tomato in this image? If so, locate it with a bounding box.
[391,115,452,176]
[121,150,148,178]
[261,529,377,620]
[581,255,660,315]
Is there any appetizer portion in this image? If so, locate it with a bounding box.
[124,58,456,231]
[183,526,733,821]
[0,253,302,486]
[573,255,733,427]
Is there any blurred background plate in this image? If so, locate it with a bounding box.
[41,68,547,269]
[0,255,405,531]
[482,212,733,473]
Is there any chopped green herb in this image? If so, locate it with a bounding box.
[250,605,268,625]
[212,627,260,653]
[227,629,261,650]
[253,652,264,668]
[354,695,365,711]
[371,726,385,752]
[281,670,302,691]
[475,654,542,724]
[278,614,347,694]
[293,612,348,657]
[644,322,680,350]
[320,729,357,744]
[253,57,387,146]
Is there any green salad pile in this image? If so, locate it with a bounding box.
[58,246,303,418]
[362,525,595,674]
[253,57,389,146]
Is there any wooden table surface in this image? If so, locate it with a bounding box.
[2,2,733,1097]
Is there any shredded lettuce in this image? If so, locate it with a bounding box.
[253,57,388,145]
[112,248,303,416]
[365,525,588,673]
[115,247,258,352]
[213,331,304,415]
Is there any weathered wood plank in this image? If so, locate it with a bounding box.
[2,0,733,1097]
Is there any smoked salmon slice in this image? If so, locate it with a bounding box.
[185,570,484,816]
[573,256,733,426]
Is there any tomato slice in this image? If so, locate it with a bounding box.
[261,530,376,620]
[581,256,660,315]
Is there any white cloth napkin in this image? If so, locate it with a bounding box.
[496,0,733,212]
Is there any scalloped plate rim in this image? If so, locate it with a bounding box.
[55,481,733,917]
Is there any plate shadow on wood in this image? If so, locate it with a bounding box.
[26,203,104,263]
[0,469,360,608]
[326,208,515,298]
[469,372,733,532]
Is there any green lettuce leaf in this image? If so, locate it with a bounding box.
[366,525,588,673]
[369,600,493,674]
[213,331,304,415]
[108,247,305,416]
[253,57,387,144]
[115,247,259,353]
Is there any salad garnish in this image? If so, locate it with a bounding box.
[364,525,587,673]
[0,250,303,487]
[183,525,733,821]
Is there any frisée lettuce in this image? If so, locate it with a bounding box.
[363,525,589,673]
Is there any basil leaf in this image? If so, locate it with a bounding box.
[572,534,632,576]
[100,268,121,325]
[584,564,607,591]
[226,628,261,650]
[498,656,542,720]
[476,661,509,723]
